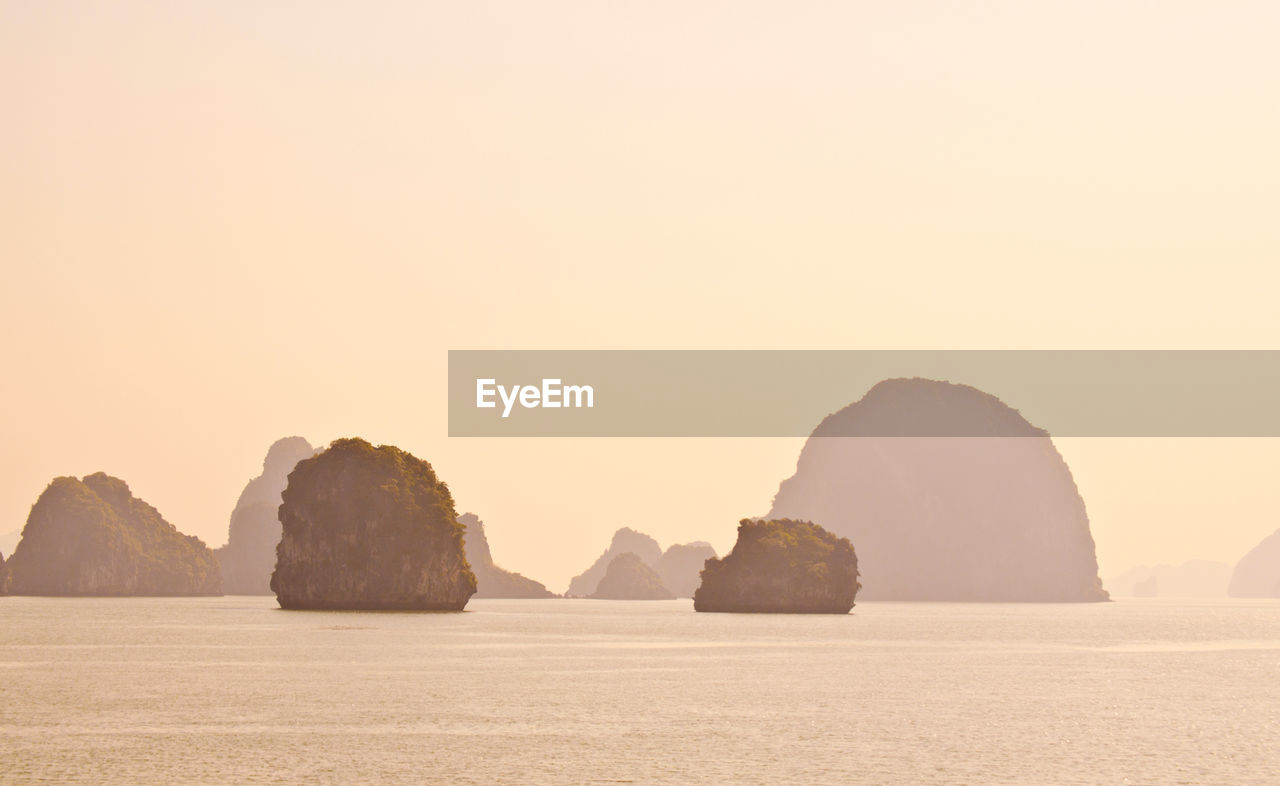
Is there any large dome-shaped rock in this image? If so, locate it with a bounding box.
[1228,529,1280,598]
[655,542,717,598]
[768,378,1108,602]
[216,437,316,595]
[6,473,221,596]
[270,438,476,610]
[459,513,555,598]
[694,519,858,613]
[567,527,663,597]
[589,552,674,600]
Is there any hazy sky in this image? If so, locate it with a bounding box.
[2,2,1278,592]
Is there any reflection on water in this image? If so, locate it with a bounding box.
[1,597,1277,784]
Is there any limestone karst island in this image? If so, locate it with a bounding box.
[270,438,477,611]
[694,519,860,614]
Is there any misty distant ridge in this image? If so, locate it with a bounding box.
[567,528,716,599]
[1105,561,1232,598]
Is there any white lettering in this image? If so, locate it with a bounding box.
[563,384,594,409]
[476,379,497,408]
[542,378,561,408]
[477,378,595,417]
[499,384,520,418]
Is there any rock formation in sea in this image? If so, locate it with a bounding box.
[768,378,1109,602]
[654,541,717,598]
[567,527,663,597]
[270,438,476,610]
[1228,529,1280,598]
[1106,560,1232,597]
[458,512,555,598]
[693,518,858,613]
[5,473,221,596]
[0,550,7,595]
[589,552,675,600]
[215,437,316,595]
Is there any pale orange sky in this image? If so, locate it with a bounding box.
[2,2,1278,592]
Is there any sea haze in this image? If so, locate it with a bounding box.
[1,598,1277,784]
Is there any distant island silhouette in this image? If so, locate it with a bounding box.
[1106,560,1231,597]
[270,438,476,611]
[589,552,675,600]
[568,528,717,598]
[768,378,1109,602]
[216,437,317,595]
[5,473,220,596]
[694,519,858,613]
[459,512,556,598]
[1228,529,1280,598]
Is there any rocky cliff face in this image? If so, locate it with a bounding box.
[0,551,7,595]
[655,542,717,598]
[567,528,663,597]
[694,519,858,613]
[459,512,555,598]
[216,437,316,595]
[1228,529,1280,598]
[6,473,221,596]
[270,438,476,610]
[589,552,674,600]
[768,378,1109,602]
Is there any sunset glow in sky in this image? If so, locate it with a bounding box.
[3,2,1278,590]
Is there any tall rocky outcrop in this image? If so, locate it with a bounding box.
[655,542,717,598]
[0,551,7,595]
[769,378,1109,602]
[567,528,663,597]
[1228,529,1280,598]
[270,438,476,610]
[215,437,316,595]
[459,512,555,598]
[694,519,858,613]
[589,552,674,600]
[6,473,221,596]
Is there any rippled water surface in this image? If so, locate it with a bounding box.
[2,597,1278,784]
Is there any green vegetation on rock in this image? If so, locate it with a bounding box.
[694,519,858,614]
[270,438,476,610]
[6,473,221,596]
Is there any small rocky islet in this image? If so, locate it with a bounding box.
[694,518,859,614]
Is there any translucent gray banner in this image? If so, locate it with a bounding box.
[447,350,1280,437]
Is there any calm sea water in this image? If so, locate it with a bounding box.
[1,597,1277,784]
